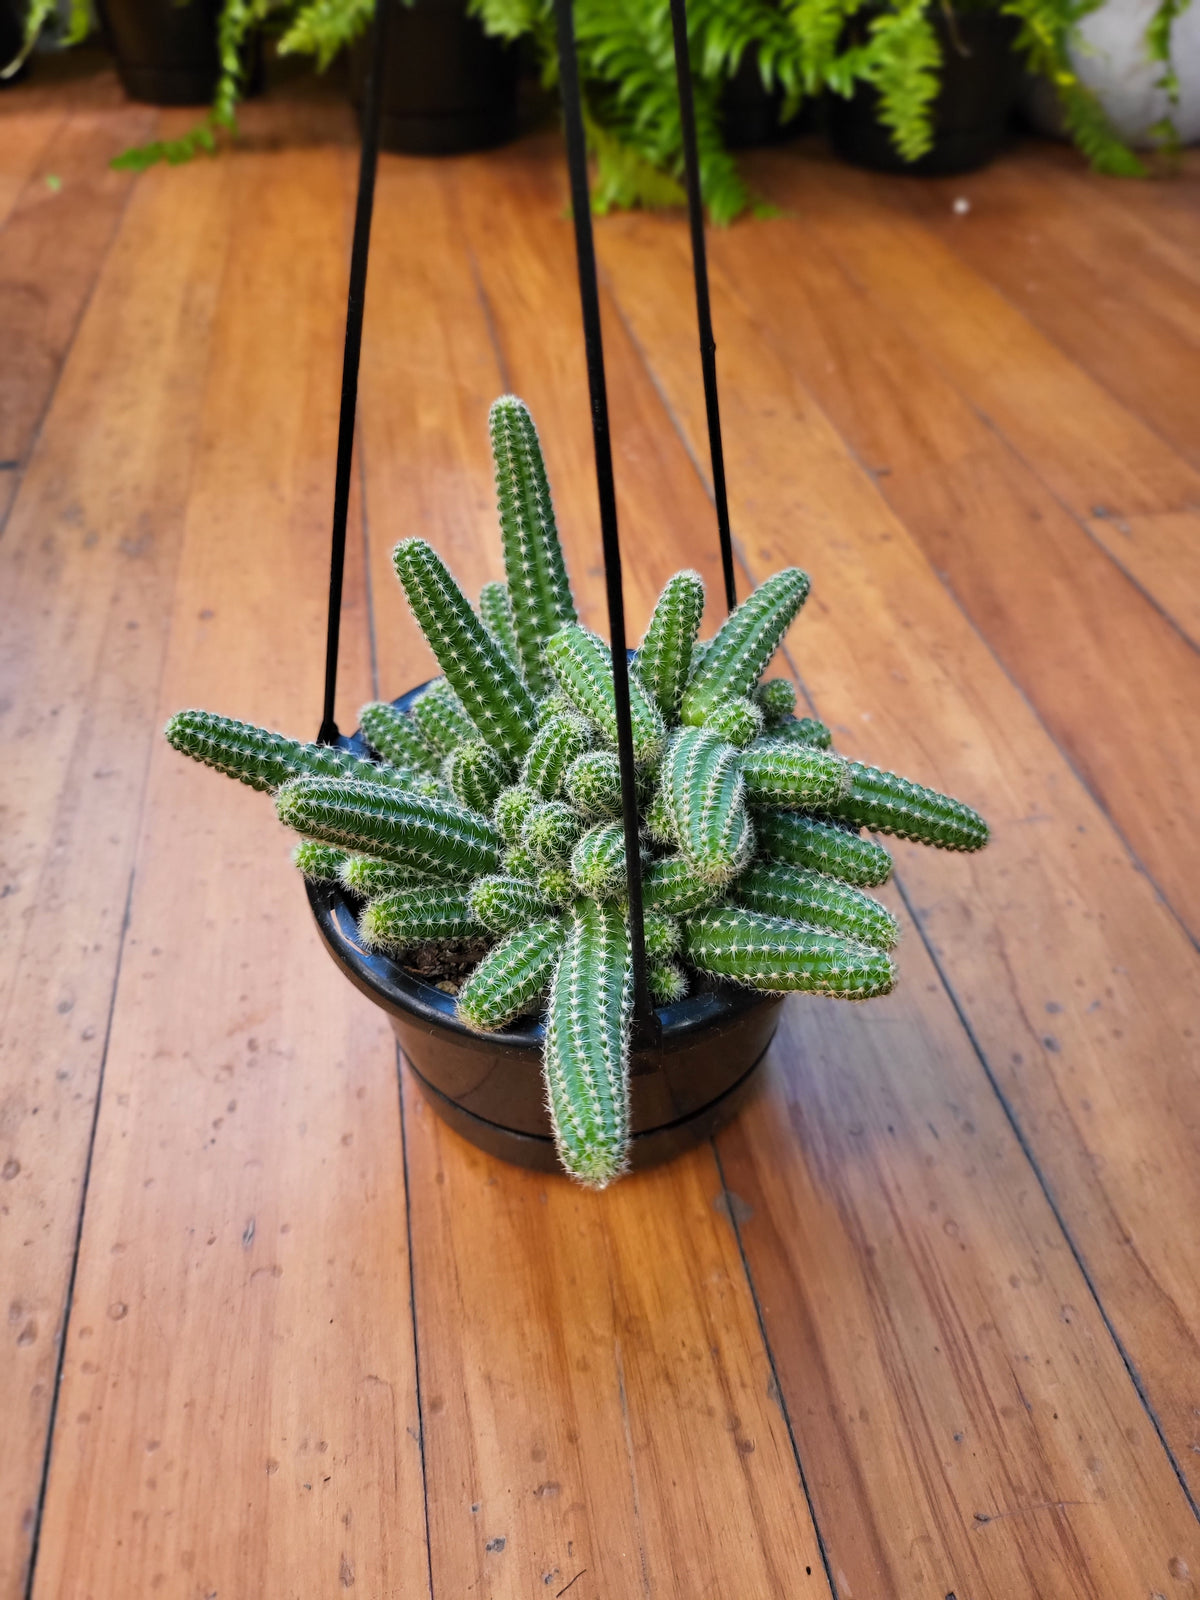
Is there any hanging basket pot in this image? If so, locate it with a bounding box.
[305,683,783,1172]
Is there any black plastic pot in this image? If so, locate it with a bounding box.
[720,46,811,149]
[305,684,784,1174]
[828,7,1022,175]
[1,0,26,86]
[348,0,520,156]
[96,0,224,104]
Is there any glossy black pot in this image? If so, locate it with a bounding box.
[828,8,1021,175]
[348,0,519,156]
[305,683,783,1174]
[96,0,226,104]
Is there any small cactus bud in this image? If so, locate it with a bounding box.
[827,763,989,851]
[359,701,443,775]
[641,853,725,915]
[544,899,633,1188]
[661,726,753,885]
[521,712,593,799]
[642,911,682,961]
[359,885,485,951]
[292,842,348,882]
[503,843,539,880]
[740,739,849,809]
[636,570,705,723]
[490,396,578,696]
[703,697,763,748]
[570,823,628,900]
[468,874,556,934]
[755,808,893,887]
[545,624,666,768]
[536,692,576,726]
[736,860,899,950]
[494,783,540,844]
[752,677,796,725]
[165,709,410,795]
[563,750,623,819]
[685,905,895,998]
[276,776,502,881]
[772,715,833,750]
[523,800,583,866]
[479,580,523,673]
[649,961,689,1006]
[341,855,436,896]
[643,783,677,847]
[681,568,810,725]
[411,679,478,755]
[458,919,567,1030]
[393,537,537,764]
[444,739,508,814]
[536,866,576,905]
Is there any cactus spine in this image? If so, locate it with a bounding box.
[164,710,411,795]
[570,822,629,900]
[276,776,502,881]
[523,800,583,866]
[359,701,443,776]
[521,712,593,800]
[292,842,348,882]
[444,739,508,814]
[489,395,577,696]
[360,885,484,950]
[393,538,536,765]
[545,624,666,768]
[754,808,893,887]
[661,726,753,885]
[411,679,478,755]
[753,677,796,724]
[828,763,989,851]
[543,899,633,1188]
[703,697,763,749]
[636,570,705,723]
[457,920,566,1029]
[681,567,810,725]
[479,580,523,673]
[685,906,895,998]
[735,859,899,950]
[564,750,623,819]
[740,739,849,809]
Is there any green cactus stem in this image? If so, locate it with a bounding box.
[536,866,575,905]
[341,855,436,896]
[570,822,629,900]
[535,692,576,726]
[445,739,509,814]
[681,567,810,725]
[661,726,753,885]
[754,808,893,887]
[773,715,833,750]
[703,697,763,749]
[276,776,502,881]
[393,537,536,765]
[644,782,677,847]
[827,763,990,851]
[359,885,485,951]
[740,739,849,810]
[752,677,796,725]
[521,712,593,800]
[643,911,682,960]
[411,679,478,755]
[563,750,623,819]
[458,919,566,1030]
[636,570,705,723]
[543,898,633,1188]
[685,906,896,998]
[489,395,578,696]
[479,580,523,673]
[649,961,689,1005]
[494,783,540,845]
[545,624,666,769]
[503,843,539,880]
[641,853,726,916]
[291,842,348,882]
[359,701,443,776]
[469,874,557,934]
[523,800,584,866]
[735,860,900,950]
[165,710,410,795]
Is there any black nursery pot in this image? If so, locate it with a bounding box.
[305,684,784,1175]
[828,7,1022,176]
[348,0,519,157]
[720,46,812,149]
[97,0,226,105]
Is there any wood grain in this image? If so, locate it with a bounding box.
[1085,508,1200,646]
[596,201,1200,1504]
[0,155,232,1599]
[28,147,429,1600]
[357,153,830,1598]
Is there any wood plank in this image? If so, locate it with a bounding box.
[0,156,233,1600]
[595,193,1200,1509]
[357,153,831,1598]
[29,147,430,1600]
[453,141,1200,1595]
[1085,508,1200,645]
[677,169,1200,937]
[0,92,155,494]
[0,103,65,231]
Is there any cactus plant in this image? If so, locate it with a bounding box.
[166,394,988,1188]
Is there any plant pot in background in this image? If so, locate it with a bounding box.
[720,44,812,148]
[349,0,519,156]
[96,0,225,103]
[1,0,29,84]
[305,684,784,1174]
[829,7,1022,174]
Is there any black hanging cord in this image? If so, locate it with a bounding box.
[553,0,657,1037]
[318,0,393,746]
[667,0,737,615]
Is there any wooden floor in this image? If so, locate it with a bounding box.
[2,53,1200,1600]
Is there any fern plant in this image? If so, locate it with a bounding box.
[166,392,988,1187]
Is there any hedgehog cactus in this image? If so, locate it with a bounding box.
[165,393,989,1189]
